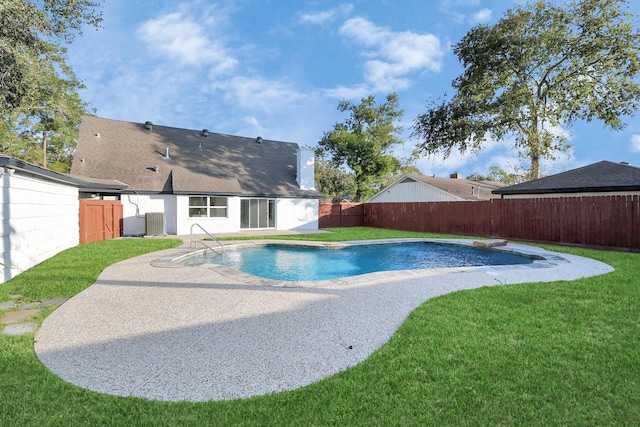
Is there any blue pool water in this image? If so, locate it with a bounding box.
[181,242,535,281]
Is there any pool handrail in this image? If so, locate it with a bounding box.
[190,223,224,256]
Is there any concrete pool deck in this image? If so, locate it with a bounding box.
[34,237,613,402]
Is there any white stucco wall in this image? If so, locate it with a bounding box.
[175,195,241,236]
[276,198,319,230]
[121,193,178,236]
[120,194,319,236]
[296,148,316,190]
[1,170,79,283]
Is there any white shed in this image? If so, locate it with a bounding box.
[1,157,80,283]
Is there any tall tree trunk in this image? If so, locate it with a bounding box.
[42,131,47,168]
[529,154,540,180]
[527,122,540,180]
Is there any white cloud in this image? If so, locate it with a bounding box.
[441,0,481,5]
[300,4,354,24]
[438,1,492,25]
[213,76,308,112]
[415,149,471,177]
[339,17,444,93]
[208,80,333,145]
[136,12,237,72]
[470,8,492,23]
[482,154,523,173]
[323,84,371,100]
[240,116,266,137]
[631,135,640,152]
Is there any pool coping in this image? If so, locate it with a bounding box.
[150,238,571,288]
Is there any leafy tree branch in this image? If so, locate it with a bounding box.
[412,0,640,180]
[318,93,404,201]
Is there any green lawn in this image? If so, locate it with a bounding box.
[1,228,639,426]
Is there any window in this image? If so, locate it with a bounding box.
[188,196,228,218]
[241,198,276,229]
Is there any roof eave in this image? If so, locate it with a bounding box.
[0,156,83,187]
[172,190,243,196]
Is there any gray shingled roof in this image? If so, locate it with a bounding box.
[407,175,504,200]
[70,116,321,198]
[492,161,640,195]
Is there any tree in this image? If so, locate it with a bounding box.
[1,0,102,113]
[466,165,528,185]
[0,115,41,163]
[1,0,101,170]
[412,0,640,180]
[466,172,493,181]
[318,93,404,201]
[27,75,90,170]
[489,166,527,186]
[314,152,356,201]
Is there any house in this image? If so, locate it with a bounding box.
[70,116,321,236]
[492,161,640,199]
[366,173,504,203]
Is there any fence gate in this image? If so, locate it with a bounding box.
[79,199,123,244]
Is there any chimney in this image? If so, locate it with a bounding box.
[450,172,462,179]
[296,148,315,190]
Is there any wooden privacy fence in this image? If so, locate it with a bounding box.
[319,202,365,228]
[490,197,640,250]
[347,196,640,251]
[79,199,123,244]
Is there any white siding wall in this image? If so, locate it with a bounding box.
[1,171,79,283]
[369,182,463,202]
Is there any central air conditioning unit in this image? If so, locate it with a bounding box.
[145,212,166,236]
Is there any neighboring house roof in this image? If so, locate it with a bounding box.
[70,116,320,198]
[367,174,505,202]
[492,161,640,196]
[409,175,504,200]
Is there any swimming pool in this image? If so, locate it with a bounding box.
[178,241,536,281]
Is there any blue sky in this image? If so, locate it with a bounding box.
[65,0,640,178]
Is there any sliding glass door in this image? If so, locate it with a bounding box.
[240,199,276,229]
